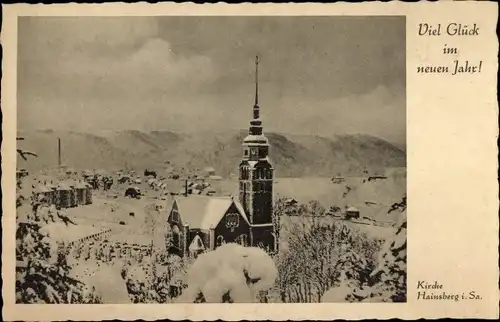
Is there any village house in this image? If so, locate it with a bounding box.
[367,175,388,182]
[31,178,93,208]
[344,206,360,220]
[331,176,345,184]
[56,182,73,208]
[203,166,216,176]
[73,180,90,206]
[33,183,53,205]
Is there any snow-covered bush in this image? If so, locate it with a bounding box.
[16,222,103,304]
[176,243,278,303]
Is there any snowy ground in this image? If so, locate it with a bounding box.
[17,169,405,303]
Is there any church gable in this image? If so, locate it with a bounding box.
[215,203,249,231]
[214,202,251,247]
[167,202,182,226]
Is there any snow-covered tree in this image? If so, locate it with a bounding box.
[322,197,407,303]
[276,219,381,303]
[176,243,278,303]
[16,165,101,304]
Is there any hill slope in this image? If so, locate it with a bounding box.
[17,129,405,177]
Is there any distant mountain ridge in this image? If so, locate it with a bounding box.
[17,129,406,177]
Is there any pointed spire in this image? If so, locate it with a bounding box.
[249,54,263,136]
[254,54,259,108]
[252,55,261,121]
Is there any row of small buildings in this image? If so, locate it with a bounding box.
[33,180,93,208]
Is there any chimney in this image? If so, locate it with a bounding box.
[57,137,62,166]
[184,179,188,197]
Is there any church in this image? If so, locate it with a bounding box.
[166,56,277,258]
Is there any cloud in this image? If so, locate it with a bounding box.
[265,83,406,145]
[18,18,217,131]
[52,38,216,93]
[18,17,159,60]
[17,16,405,146]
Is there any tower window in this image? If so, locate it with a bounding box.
[244,149,249,156]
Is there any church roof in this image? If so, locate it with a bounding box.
[173,195,250,230]
[56,182,73,191]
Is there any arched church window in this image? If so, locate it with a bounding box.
[171,225,181,249]
[236,234,248,246]
[171,210,179,223]
[216,235,224,247]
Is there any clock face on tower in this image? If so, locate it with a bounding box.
[251,148,258,157]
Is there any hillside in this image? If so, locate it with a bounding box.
[16,129,405,177]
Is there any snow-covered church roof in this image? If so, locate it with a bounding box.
[173,195,250,230]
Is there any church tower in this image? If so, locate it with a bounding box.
[239,56,276,252]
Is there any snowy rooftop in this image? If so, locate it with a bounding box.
[173,195,250,230]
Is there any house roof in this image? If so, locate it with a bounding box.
[57,182,72,191]
[173,195,250,230]
[73,181,88,189]
[346,206,359,212]
[34,184,51,193]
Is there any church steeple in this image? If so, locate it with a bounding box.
[239,54,276,253]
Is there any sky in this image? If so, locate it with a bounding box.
[17,16,406,146]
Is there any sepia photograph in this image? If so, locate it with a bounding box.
[14,15,407,304]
